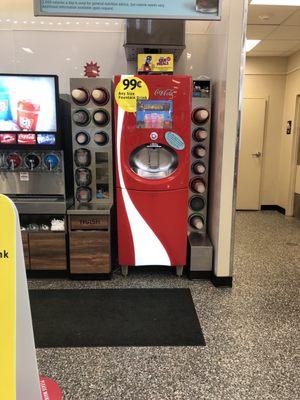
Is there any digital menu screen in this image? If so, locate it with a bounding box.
[137,100,173,129]
[0,75,57,133]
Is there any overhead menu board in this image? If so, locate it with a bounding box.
[34,0,221,20]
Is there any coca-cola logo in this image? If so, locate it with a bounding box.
[154,88,174,97]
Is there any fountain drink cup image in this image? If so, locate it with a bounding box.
[144,114,152,128]
[0,85,13,121]
[17,100,40,131]
[151,113,159,128]
[158,114,165,128]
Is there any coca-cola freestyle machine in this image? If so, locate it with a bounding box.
[114,75,192,276]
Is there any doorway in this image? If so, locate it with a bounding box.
[236,98,267,210]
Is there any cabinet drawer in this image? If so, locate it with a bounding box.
[21,231,30,270]
[69,215,109,231]
[69,231,110,274]
[29,233,67,271]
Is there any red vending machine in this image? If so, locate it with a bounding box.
[114,75,192,275]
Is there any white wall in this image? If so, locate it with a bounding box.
[207,0,247,277]
[0,0,246,278]
[278,50,300,214]
[244,57,287,205]
[0,0,214,92]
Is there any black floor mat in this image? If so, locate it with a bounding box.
[29,289,205,348]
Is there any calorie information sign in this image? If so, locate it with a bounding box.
[34,0,221,20]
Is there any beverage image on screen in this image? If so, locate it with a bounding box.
[75,168,92,186]
[193,128,208,141]
[193,145,206,158]
[93,110,110,126]
[91,88,109,105]
[6,153,22,170]
[196,0,218,13]
[190,196,205,211]
[0,75,57,132]
[0,133,16,144]
[24,153,40,170]
[0,85,13,121]
[193,161,206,175]
[71,88,89,105]
[192,107,210,124]
[189,214,205,230]
[43,153,59,171]
[18,133,36,145]
[76,132,90,145]
[37,133,56,145]
[191,178,206,194]
[76,186,92,203]
[74,148,91,167]
[94,132,109,145]
[17,100,40,131]
[73,109,90,126]
[137,100,173,129]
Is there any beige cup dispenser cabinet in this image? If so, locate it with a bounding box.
[188,80,213,278]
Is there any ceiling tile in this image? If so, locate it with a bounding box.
[254,39,300,52]
[267,25,300,40]
[248,5,298,25]
[283,10,300,26]
[247,24,277,39]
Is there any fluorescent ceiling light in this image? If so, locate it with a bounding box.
[22,47,34,54]
[246,39,261,52]
[251,0,300,5]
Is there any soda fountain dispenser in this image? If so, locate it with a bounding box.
[114,74,192,276]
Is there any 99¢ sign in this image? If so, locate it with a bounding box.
[115,76,149,113]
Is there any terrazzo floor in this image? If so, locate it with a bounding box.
[29,211,300,400]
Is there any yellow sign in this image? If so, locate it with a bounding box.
[0,195,16,400]
[115,76,149,113]
[138,54,174,73]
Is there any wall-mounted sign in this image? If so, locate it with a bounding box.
[84,61,100,78]
[34,0,221,20]
[138,54,174,74]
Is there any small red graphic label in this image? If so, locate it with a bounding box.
[84,61,100,78]
[40,376,63,400]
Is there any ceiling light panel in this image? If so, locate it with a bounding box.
[251,0,300,5]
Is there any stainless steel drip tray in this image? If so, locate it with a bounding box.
[9,196,68,214]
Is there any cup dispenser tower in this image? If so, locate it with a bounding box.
[188,80,213,278]
[67,78,114,278]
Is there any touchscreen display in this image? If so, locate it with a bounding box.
[0,75,57,133]
[137,100,173,129]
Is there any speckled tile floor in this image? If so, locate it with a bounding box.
[29,211,300,400]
